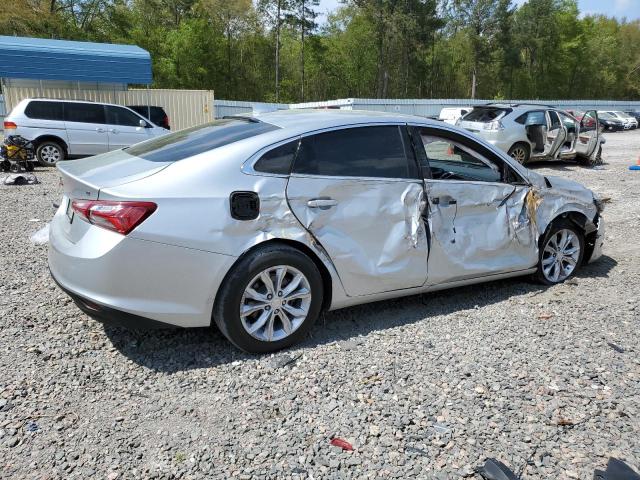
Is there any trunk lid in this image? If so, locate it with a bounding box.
[57,149,172,199]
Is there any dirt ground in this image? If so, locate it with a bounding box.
[0,129,639,479]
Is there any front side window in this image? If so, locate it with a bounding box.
[254,140,298,174]
[64,103,105,124]
[293,126,411,179]
[413,128,502,183]
[125,119,279,162]
[24,101,64,121]
[106,106,144,127]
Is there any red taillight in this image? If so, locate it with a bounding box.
[4,121,17,129]
[163,115,170,129]
[71,200,157,235]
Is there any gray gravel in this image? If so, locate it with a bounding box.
[1,131,639,479]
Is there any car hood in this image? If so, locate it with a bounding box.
[527,169,595,203]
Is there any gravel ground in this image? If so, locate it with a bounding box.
[1,131,639,480]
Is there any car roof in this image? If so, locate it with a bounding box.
[21,98,135,109]
[252,108,439,132]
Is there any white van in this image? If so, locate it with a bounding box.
[438,107,474,125]
[3,99,169,166]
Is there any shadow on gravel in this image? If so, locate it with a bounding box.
[104,255,616,373]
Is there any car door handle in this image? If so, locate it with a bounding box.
[109,129,117,134]
[307,198,338,209]
[432,197,456,206]
[96,128,106,133]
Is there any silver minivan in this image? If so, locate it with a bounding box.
[3,99,168,166]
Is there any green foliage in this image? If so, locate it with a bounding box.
[2,0,639,101]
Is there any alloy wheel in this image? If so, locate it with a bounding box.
[541,229,581,282]
[40,145,61,164]
[240,265,312,342]
[510,147,527,164]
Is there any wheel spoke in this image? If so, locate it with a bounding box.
[241,302,266,317]
[265,314,275,341]
[275,266,286,293]
[278,309,293,334]
[260,271,275,296]
[248,309,272,334]
[542,256,555,267]
[283,303,306,318]
[282,273,303,296]
[245,287,268,303]
[285,287,311,301]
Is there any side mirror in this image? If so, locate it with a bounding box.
[139,119,148,128]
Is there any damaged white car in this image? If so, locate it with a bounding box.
[48,110,605,353]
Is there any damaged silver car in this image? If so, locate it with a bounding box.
[48,110,605,353]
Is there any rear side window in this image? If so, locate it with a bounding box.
[125,119,279,162]
[24,101,64,121]
[64,103,105,124]
[293,126,411,179]
[106,106,144,127]
[254,140,298,174]
[515,111,546,126]
[463,108,511,123]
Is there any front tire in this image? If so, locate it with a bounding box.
[36,141,64,166]
[213,244,324,353]
[508,143,530,164]
[535,220,584,285]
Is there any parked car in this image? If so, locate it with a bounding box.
[3,99,169,166]
[49,110,605,353]
[597,112,625,132]
[439,107,473,125]
[457,104,602,165]
[623,110,640,122]
[603,111,637,129]
[127,105,171,130]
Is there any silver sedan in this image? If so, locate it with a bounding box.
[48,110,605,353]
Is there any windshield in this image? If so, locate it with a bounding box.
[599,112,615,120]
[125,118,280,162]
[461,107,511,123]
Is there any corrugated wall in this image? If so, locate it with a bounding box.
[2,87,214,131]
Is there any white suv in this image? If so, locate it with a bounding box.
[3,99,169,166]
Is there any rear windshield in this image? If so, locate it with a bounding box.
[462,107,511,123]
[124,119,279,162]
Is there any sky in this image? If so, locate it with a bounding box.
[316,0,640,22]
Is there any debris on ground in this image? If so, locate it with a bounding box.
[330,437,354,451]
[29,223,50,245]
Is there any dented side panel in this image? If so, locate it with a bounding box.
[424,180,538,285]
[286,176,429,296]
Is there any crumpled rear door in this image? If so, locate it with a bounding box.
[286,177,428,296]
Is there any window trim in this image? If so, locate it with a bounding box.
[242,122,419,181]
[408,124,530,186]
[291,123,419,181]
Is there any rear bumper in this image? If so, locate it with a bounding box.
[51,271,177,329]
[48,208,237,328]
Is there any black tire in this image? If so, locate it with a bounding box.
[508,143,530,164]
[534,220,584,285]
[213,244,324,353]
[36,140,65,167]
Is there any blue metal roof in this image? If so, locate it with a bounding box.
[0,36,152,84]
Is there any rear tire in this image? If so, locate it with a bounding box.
[36,140,65,166]
[213,244,324,353]
[508,143,530,164]
[535,220,584,285]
